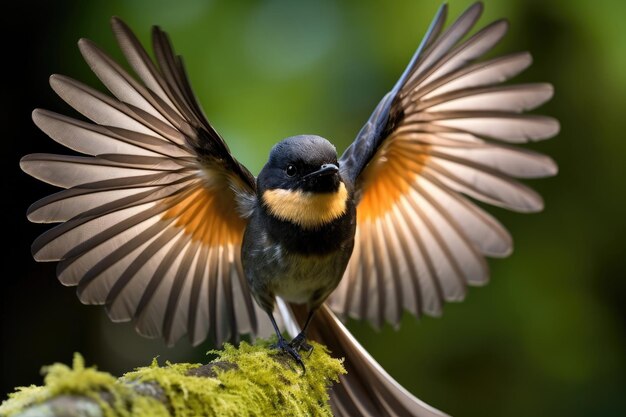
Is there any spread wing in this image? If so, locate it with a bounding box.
[21,18,272,347]
[330,2,559,327]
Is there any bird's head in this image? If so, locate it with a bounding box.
[257,135,349,229]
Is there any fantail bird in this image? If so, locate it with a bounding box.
[21,2,559,416]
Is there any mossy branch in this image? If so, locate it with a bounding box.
[0,340,345,417]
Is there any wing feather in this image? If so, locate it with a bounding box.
[405,2,483,88]
[110,17,182,115]
[21,153,186,189]
[163,240,202,345]
[334,2,559,326]
[421,154,545,212]
[419,83,554,113]
[376,216,403,325]
[50,75,186,144]
[419,52,533,100]
[106,227,184,321]
[151,26,203,125]
[23,17,261,347]
[389,204,424,316]
[32,109,186,158]
[417,20,510,90]
[77,219,176,304]
[134,233,193,334]
[28,184,167,224]
[426,112,560,142]
[188,244,211,345]
[78,38,177,127]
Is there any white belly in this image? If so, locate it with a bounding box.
[266,245,345,305]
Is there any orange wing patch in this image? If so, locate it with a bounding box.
[161,181,246,246]
[357,136,430,222]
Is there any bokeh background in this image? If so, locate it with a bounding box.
[2,0,625,416]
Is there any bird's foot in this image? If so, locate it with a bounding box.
[289,333,314,357]
[271,336,306,373]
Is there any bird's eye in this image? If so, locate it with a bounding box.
[285,164,297,177]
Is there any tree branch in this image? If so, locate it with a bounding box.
[0,340,345,417]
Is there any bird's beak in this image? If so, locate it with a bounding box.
[303,163,339,179]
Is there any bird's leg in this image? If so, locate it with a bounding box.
[267,312,305,372]
[289,309,315,355]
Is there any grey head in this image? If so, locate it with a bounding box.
[257,135,341,194]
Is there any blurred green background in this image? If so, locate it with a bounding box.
[2,0,625,416]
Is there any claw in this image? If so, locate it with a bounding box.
[289,333,314,358]
[271,336,306,373]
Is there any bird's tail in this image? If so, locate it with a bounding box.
[291,304,449,417]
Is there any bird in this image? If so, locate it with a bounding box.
[21,2,559,416]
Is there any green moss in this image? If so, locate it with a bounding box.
[0,340,345,417]
[0,353,167,417]
[124,340,345,417]
[0,385,47,417]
